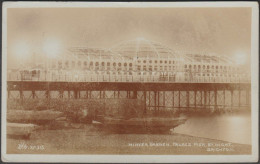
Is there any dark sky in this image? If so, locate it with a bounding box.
[7,7,251,68]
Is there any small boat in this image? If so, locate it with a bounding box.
[7,110,64,124]
[7,123,38,139]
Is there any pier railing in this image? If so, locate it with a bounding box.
[7,71,250,83]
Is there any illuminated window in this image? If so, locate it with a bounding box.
[154,66,158,71]
[149,60,152,63]
[143,60,146,63]
[149,66,152,71]
[89,62,93,70]
[107,62,110,66]
[207,65,209,69]
[165,61,167,64]
[129,63,133,70]
[102,62,105,66]
[160,60,163,64]
[198,65,201,69]
[113,62,116,67]
[189,65,192,69]
[118,63,121,67]
[124,63,127,67]
[65,61,69,68]
[203,65,205,69]
[155,60,157,64]
[143,65,147,71]
[194,65,196,69]
[137,65,141,71]
[169,61,171,64]
[95,62,99,70]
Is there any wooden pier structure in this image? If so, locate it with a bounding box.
[7,81,251,112]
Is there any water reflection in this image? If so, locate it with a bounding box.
[174,111,251,145]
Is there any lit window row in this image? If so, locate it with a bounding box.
[137,60,175,64]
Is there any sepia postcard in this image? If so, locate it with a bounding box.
[1,1,259,163]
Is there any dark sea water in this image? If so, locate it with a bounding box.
[174,112,251,145]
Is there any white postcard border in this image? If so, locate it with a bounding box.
[1,2,259,163]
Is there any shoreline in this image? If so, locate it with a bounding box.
[7,127,251,155]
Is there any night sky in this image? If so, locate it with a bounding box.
[7,7,251,68]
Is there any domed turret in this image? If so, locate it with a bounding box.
[111,38,178,59]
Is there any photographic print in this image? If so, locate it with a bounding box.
[1,2,259,163]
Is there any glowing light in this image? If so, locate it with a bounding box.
[43,38,62,58]
[136,37,145,41]
[234,52,247,65]
[13,41,30,58]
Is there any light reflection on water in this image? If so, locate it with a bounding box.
[174,112,251,145]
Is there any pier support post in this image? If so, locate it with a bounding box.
[148,91,151,110]
[223,90,225,109]
[231,90,233,109]
[214,90,217,111]
[246,89,249,107]
[178,90,181,110]
[163,91,165,107]
[204,90,207,109]
[194,90,197,110]
[154,91,157,111]
[32,90,36,99]
[208,91,211,109]
[158,91,160,110]
[103,91,106,99]
[172,91,175,109]
[201,90,203,107]
[144,91,147,113]
[19,90,23,104]
[186,91,190,109]
[8,90,10,99]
